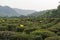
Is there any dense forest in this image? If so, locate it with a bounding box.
[0,5,60,40]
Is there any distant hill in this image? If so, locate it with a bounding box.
[38,5,60,18]
[1,5,60,18]
[0,6,36,17]
[14,8,36,16]
[28,10,48,18]
[28,5,60,18]
[0,6,20,17]
[38,10,56,18]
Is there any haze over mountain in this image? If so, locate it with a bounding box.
[14,8,36,16]
[28,10,48,17]
[0,6,20,17]
[1,5,60,18]
[34,5,60,19]
[0,6,36,17]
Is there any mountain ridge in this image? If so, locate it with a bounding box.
[0,6,36,17]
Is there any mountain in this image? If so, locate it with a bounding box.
[34,5,60,19]
[0,6,36,17]
[0,6,20,17]
[37,5,60,18]
[28,5,60,18]
[14,8,36,16]
[28,10,48,18]
[38,10,56,18]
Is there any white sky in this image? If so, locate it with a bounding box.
[0,0,60,11]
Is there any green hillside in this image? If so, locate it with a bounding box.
[0,17,60,40]
[0,5,60,40]
[39,5,60,18]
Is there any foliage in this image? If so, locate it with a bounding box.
[0,5,60,40]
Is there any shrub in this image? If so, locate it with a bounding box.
[30,29,56,40]
[45,36,60,40]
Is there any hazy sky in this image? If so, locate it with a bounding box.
[0,0,60,11]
